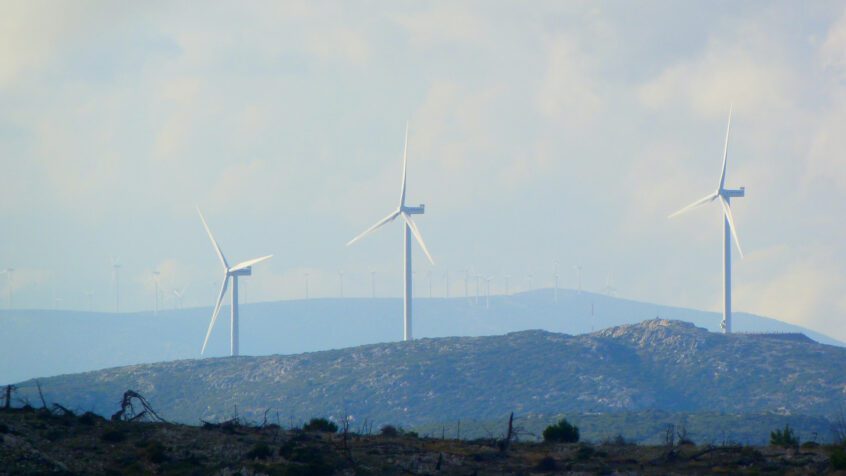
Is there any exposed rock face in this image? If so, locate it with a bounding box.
[15,320,846,427]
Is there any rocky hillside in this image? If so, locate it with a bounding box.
[13,320,846,433]
[4,289,840,385]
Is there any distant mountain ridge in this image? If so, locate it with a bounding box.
[15,319,846,439]
[1,289,840,384]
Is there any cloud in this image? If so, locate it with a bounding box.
[736,244,846,337]
[637,25,796,119]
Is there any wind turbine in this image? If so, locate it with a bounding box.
[110,257,121,312]
[347,123,434,341]
[173,286,187,310]
[84,291,94,312]
[152,270,161,315]
[573,265,582,294]
[669,105,745,334]
[2,268,14,309]
[553,260,560,303]
[198,209,272,356]
[304,272,310,299]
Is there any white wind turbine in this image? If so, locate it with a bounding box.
[347,123,434,341]
[173,285,188,310]
[198,209,272,356]
[110,258,121,312]
[1,268,14,309]
[669,106,745,334]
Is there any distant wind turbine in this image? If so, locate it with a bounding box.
[573,265,582,294]
[346,123,434,341]
[669,105,745,334]
[172,286,188,310]
[1,268,13,310]
[198,208,272,356]
[111,258,121,312]
[84,291,94,312]
[338,270,344,298]
[371,271,376,298]
[152,270,161,315]
[553,260,560,303]
[484,275,493,308]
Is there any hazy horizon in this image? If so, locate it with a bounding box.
[2,2,846,340]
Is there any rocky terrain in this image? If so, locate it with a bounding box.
[12,319,846,445]
[4,289,840,385]
[0,406,841,475]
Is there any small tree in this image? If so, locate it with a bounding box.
[770,424,799,448]
[543,418,579,443]
[303,417,338,433]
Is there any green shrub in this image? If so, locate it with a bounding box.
[535,455,557,471]
[576,445,594,460]
[302,418,338,433]
[246,442,273,460]
[100,429,126,443]
[770,425,799,448]
[543,418,580,443]
[380,425,399,437]
[832,446,846,470]
[144,441,168,464]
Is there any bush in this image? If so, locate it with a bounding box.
[78,412,103,426]
[246,442,273,460]
[576,445,594,460]
[100,429,126,443]
[770,425,799,448]
[380,425,399,437]
[831,447,846,470]
[144,441,168,464]
[543,418,580,443]
[535,455,557,471]
[302,418,338,433]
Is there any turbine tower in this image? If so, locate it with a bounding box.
[2,268,14,309]
[198,209,272,356]
[347,123,434,341]
[173,286,187,310]
[111,258,121,312]
[669,106,745,334]
[152,270,161,315]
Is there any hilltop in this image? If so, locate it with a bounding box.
[2,289,840,384]
[12,319,846,444]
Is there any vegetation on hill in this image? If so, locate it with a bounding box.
[0,405,842,475]
[12,319,846,444]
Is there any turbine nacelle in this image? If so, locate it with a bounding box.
[402,204,425,215]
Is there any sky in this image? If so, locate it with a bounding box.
[1,1,846,339]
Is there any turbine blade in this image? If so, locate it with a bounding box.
[399,121,409,208]
[719,196,744,258]
[197,208,229,270]
[230,255,273,272]
[201,275,229,355]
[346,210,400,246]
[718,104,732,191]
[402,212,435,265]
[668,192,718,219]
